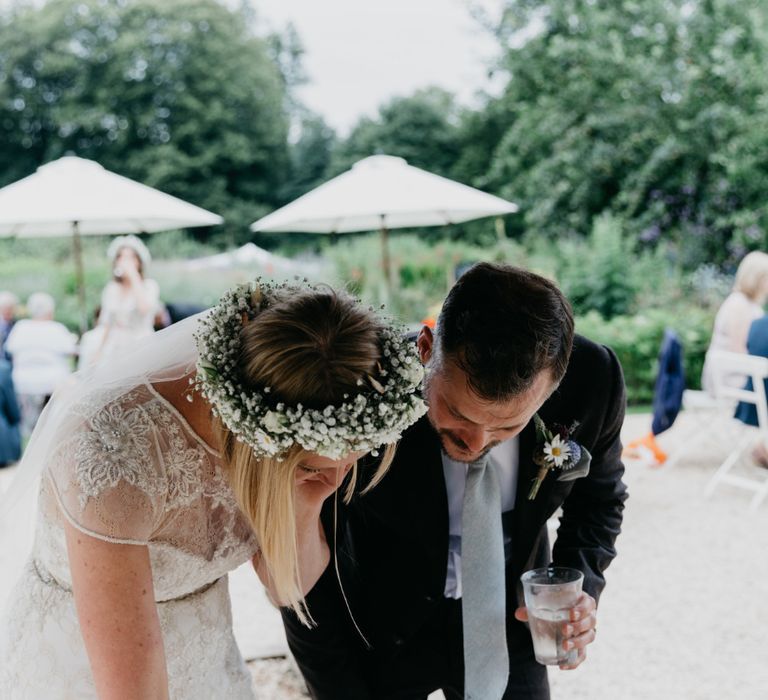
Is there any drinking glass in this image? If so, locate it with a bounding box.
[520,566,584,665]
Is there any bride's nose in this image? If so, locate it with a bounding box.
[332,461,355,482]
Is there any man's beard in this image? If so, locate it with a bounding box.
[429,419,501,464]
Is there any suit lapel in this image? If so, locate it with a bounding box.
[403,419,450,589]
[512,421,540,542]
[511,403,569,573]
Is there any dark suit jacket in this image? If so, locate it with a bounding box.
[0,318,15,364]
[651,328,685,436]
[282,335,628,699]
[0,359,21,464]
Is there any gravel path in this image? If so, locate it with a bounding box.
[4,411,767,699]
[547,412,768,700]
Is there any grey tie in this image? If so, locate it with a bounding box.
[461,456,509,700]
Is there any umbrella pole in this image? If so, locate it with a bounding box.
[380,218,392,301]
[72,221,87,335]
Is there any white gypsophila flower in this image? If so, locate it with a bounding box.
[193,280,427,459]
[262,410,288,434]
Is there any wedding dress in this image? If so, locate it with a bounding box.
[0,316,260,699]
[91,278,161,366]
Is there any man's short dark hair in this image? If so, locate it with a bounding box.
[434,262,574,401]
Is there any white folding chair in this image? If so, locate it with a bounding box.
[663,387,738,468]
[704,350,768,511]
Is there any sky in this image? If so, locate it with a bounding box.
[250,0,506,134]
[0,0,508,135]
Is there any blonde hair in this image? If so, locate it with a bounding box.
[215,288,397,623]
[734,251,768,301]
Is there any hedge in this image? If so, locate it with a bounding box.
[576,307,715,406]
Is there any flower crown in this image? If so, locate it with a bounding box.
[193,281,428,459]
[107,234,151,266]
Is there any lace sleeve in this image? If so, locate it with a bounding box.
[47,395,168,545]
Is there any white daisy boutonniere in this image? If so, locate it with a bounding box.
[528,414,591,500]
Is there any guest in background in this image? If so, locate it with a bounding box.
[4,292,77,438]
[0,291,18,361]
[0,357,21,467]
[95,234,160,363]
[622,329,685,466]
[702,251,768,395]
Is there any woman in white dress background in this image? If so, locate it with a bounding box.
[90,234,161,367]
[0,280,426,699]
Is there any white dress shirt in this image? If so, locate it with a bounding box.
[442,437,519,598]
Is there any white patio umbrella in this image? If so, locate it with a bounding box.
[250,155,518,294]
[0,156,223,331]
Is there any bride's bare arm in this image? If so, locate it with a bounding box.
[64,519,169,700]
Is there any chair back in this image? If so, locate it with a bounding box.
[708,349,768,432]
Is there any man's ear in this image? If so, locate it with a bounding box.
[416,326,434,365]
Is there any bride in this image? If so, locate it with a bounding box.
[0,280,426,699]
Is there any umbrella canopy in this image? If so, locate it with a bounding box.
[0,156,222,236]
[0,156,222,331]
[251,155,517,234]
[183,242,324,278]
[250,155,517,296]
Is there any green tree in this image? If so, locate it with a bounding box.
[283,110,336,202]
[328,87,511,247]
[260,109,338,253]
[0,0,292,245]
[480,0,768,267]
[619,0,768,267]
[331,87,462,176]
[556,214,639,319]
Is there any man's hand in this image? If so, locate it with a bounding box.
[514,591,597,669]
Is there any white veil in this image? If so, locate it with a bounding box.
[0,312,206,610]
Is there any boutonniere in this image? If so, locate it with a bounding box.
[528,414,591,500]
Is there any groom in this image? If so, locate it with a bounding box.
[282,263,628,699]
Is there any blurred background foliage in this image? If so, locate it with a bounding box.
[2,0,766,402]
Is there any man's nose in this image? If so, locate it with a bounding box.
[458,424,490,453]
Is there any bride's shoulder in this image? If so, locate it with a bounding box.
[58,382,158,433]
[44,382,171,544]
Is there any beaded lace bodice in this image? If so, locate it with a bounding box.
[38,382,258,600]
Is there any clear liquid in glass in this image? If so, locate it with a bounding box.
[529,607,577,665]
